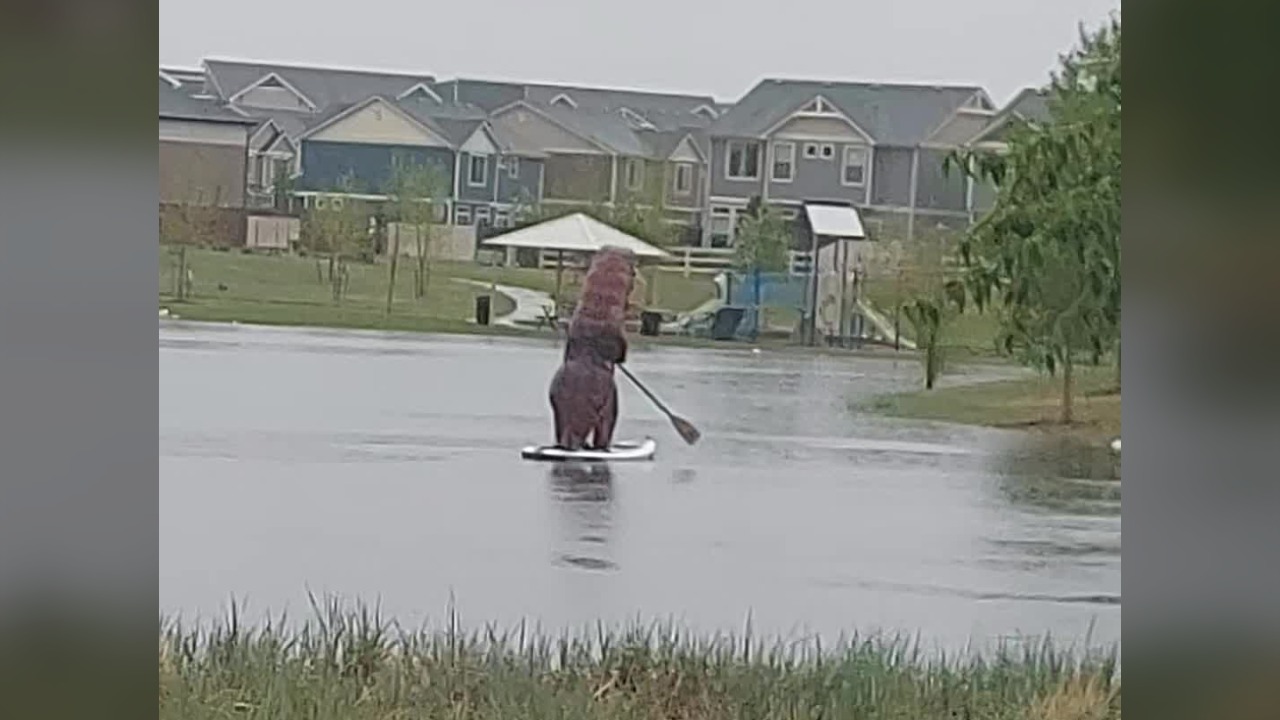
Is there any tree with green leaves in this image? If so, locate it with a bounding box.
[946,15,1121,423]
[383,156,447,314]
[897,230,965,389]
[734,202,791,273]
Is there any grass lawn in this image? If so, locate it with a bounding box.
[866,363,1121,443]
[159,247,717,335]
[160,603,1120,720]
[861,274,1004,358]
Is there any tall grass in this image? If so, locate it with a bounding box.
[159,597,1120,719]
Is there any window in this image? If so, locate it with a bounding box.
[672,162,693,195]
[468,155,488,187]
[494,210,510,228]
[625,158,644,190]
[475,206,492,227]
[803,143,819,159]
[725,140,760,180]
[505,156,520,179]
[820,144,835,159]
[841,145,868,186]
[771,141,795,182]
[454,205,472,225]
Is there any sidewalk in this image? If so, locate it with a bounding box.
[453,279,555,327]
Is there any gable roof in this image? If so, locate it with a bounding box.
[1002,87,1052,123]
[637,128,708,162]
[965,87,1053,145]
[706,78,988,146]
[159,76,257,125]
[296,94,508,152]
[204,58,438,111]
[523,83,718,132]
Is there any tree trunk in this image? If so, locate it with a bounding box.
[175,245,187,300]
[1061,352,1075,425]
[1115,340,1121,390]
[385,247,400,316]
[330,253,342,303]
[414,226,426,299]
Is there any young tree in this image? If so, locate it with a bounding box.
[731,201,793,336]
[734,202,791,273]
[946,15,1121,422]
[301,173,366,303]
[897,228,963,389]
[383,156,447,314]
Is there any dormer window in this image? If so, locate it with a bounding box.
[692,104,719,120]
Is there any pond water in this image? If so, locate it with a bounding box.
[159,321,1119,654]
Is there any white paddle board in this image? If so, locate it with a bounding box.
[521,438,657,462]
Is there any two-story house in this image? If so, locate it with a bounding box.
[158,71,257,209]
[197,59,444,209]
[442,79,718,239]
[291,94,543,232]
[702,79,997,247]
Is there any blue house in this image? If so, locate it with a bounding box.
[294,94,544,230]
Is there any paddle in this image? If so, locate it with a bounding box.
[617,363,701,445]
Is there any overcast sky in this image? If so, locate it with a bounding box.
[159,0,1119,106]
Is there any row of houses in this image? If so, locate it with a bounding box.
[158,58,1051,250]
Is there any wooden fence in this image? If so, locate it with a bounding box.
[537,246,815,277]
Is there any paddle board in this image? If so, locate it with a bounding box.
[521,438,657,462]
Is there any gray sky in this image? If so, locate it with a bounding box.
[159,0,1119,106]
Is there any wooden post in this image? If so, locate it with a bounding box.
[554,249,564,308]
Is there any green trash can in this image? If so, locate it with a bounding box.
[639,310,662,337]
[475,295,491,325]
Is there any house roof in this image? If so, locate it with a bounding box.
[965,87,1053,145]
[158,76,256,125]
[203,58,438,110]
[1002,87,1052,122]
[480,212,670,258]
[706,78,987,146]
[524,83,717,126]
[804,203,866,239]
[296,94,516,153]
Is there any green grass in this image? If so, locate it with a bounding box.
[861,274,1004,358]
[866,364,1121,443]
[159,246,718,335]
[159,601,1120,719]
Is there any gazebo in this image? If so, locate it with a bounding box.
[480,212,670,307]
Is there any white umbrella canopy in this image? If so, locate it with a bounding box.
[480,212,670,258]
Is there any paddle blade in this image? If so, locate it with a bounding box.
[670,415,701,445]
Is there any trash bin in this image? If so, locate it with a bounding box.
[639,310,662,337]
[475,295,491,325]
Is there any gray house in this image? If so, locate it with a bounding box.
[449,80,720,234]
[702,79,997,247]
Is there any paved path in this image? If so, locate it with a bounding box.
[454,279,554,327]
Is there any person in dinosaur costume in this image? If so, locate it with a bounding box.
[548,246,638,450]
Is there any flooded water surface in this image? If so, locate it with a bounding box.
[160,322,1119,653]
